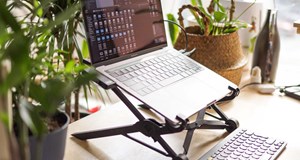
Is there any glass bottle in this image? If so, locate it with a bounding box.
[252,9,280,83]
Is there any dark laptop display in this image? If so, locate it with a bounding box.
[82,0,167,66]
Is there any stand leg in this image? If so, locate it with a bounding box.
[112,87,145,121]
[209,104,239,133]
[182,103,239,156]
[183,107,206,154]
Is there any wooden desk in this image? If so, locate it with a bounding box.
[64,85,300,160]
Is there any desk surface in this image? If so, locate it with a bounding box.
[64,40,300,159]
[64,83,300,159]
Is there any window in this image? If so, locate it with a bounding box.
[275,0,300,85]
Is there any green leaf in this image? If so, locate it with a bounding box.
[0,18,9,47]
[74,70,97,88]
[191,0,198,6]
[214,11,227,22]
[249,36,257,53]
[215,0,226,12]
[81,39,90,58]
[223,27,238,33]
[74,64,88,73]
[33,0,43,17]
[196,0,203,6]
[65,60,76,74]
[166,13,179,45]
[0,112,9,130]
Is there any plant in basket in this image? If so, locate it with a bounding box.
[168,0,255,85]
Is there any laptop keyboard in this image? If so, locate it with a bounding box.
[107,50,203,96]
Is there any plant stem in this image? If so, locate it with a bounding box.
[74,88,80,121]
[229,0,235,21]
[34,136,44,160]
[15,104,30,160]
[65,95,71,121]
[207,0,214,14]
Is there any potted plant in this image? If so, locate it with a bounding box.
[0,0,96,159]
[168,0,255,85]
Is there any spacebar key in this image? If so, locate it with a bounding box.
[159,75,184,86]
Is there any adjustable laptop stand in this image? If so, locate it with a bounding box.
[72,69,240,160]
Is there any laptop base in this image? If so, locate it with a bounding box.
[72,70,240,160]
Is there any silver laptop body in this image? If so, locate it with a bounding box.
[82,0,237,120]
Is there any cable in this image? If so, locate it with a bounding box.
[239,67,275,93]
[278,84,300,93]
[163,19,195,55]
[239,82,261,90]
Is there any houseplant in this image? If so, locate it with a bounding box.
[0,0,96,159]
[169,0,255,85]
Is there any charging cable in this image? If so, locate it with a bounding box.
[163,19,196,56]
[240,67,276,94]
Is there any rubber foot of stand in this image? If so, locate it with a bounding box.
[225,118,239,133]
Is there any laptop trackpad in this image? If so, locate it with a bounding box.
[143,77,224,119]
[165,77,218,109]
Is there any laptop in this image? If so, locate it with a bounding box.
[81,0,237,120]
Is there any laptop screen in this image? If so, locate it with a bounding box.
[82,0,167,65]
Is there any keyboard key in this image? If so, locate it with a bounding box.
[153,83,162,90]
[265,138,276,145]
[259,153,272,160]
[181,72,189,77]
[116,75,128,82]
[159,75,183,86]
[218,153,228,158]
[229,154,238,159]
[242,153,250,158]
[136,90,147,96]
[142,88,152,94]
[130,82,146,91]
[239,145,247,150]
[252,154,260,159]
[266,150,275,155]
[147,86,156,92]
[254,151,263,156]
[233,151,242,156]
[123,79,135,86]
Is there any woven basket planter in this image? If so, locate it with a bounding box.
[174,26,247,85]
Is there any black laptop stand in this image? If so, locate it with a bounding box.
[72,69,240,160]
